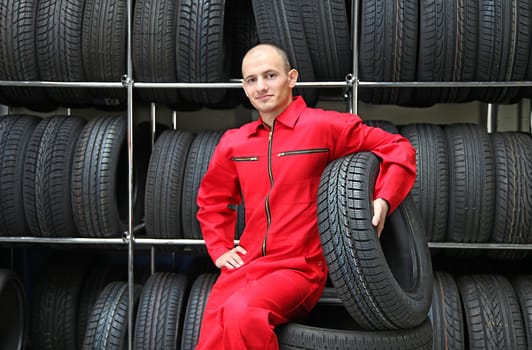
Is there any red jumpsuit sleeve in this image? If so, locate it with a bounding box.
[196,133,241,263]
[332,115,416,213]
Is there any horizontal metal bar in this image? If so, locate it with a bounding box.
[1,79,532,89]
[428,242,532,250]
[133,238,240,246]
[134,81,347,88]
[359,81,532,88]
[0,236,126,244]
[0,80,125,88]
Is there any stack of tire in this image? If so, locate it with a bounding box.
[359,0,532,106]
[399,122,532,258]
[430,271,532,349]
[143,129,246,252]
[26,252,213,350]
[0,0,351,111]
[0,114,151,238]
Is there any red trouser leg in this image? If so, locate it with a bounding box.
[196,267,325,350]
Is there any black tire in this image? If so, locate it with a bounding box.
[181,273,218,350]
[82,0,127,104]
[182,131,223,253]
[134,272,188,349]
[227,0,259,79]
[71,116,150,237]
[317,152,433,330]
[36,0,92,107]
[0,0,55,110]
[277,305,433,350]
[252,0,318,106]
[176,0,230,105]
[77,263,126,349]
[299,0,351,81]
[144,130,194,239]
[473,0,529,103]
[226,0,258,109]
[359,0,418,105]
[23,115,86,237]
[30,254,89,350]
[400,123,449,242]
[132,0,181,106]
[444,124,495,247]
[488,132,532,259]
[82,281,142,350]
[0,269,26,350]
[511,275,532,347]
[429,271,464,350]
[416,0,468,105]
[457,274,527,350]
[0,115,40,236]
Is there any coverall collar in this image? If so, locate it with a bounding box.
[244,96,307,137]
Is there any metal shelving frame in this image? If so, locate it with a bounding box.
[0,0,531,348]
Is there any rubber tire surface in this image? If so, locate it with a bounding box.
[0,115,40,235]
[0,269,26,350]
[182,131,223,253]
[359,0,418,105]
[457,274,526,350]
[82,281,142,350]
[488,132,532,259]
[176,0,230,105]
[23,115,86,237]
[429,271,464,350]
[400,123,449,242]
[82,0,127,104]
[134,272,188,349]
[0,0,54,110]
[318,152,433,330]
[252,0,318,106]
[444,124,495,247]
[277,305,433,349]
[36,0,92,106]
[181,273,218,350]
[144,130,194,238]
[30,254,88,350]
[71,116,150,237]
[132,0,181,106]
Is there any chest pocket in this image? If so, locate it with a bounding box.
[274,148,330,204]
[277,148,329,178]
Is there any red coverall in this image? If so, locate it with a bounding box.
[195,96,416,349]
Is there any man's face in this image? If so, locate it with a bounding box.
[241,47,297,118]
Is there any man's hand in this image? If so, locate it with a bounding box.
[372,198,389,237]
[215,246,247,269]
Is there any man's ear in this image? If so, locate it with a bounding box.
[288,69,298,86]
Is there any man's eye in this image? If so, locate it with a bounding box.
[267,74,276,79]
[245,78,256,84]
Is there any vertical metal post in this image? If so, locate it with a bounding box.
[150,103,156,276]
[126,0,134,348]
[351,0,359,114]
[529,99,532,134]
[487,103,497,133]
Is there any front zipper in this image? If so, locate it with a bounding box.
[262,121,275,256]
[231,156,259,161]
[277,148,329,157]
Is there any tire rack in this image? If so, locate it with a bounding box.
[0,0,531,349]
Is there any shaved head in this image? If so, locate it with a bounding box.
[242,44,291,76]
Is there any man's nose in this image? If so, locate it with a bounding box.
[256,77,267,90]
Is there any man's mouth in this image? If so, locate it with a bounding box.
[256,94,272,101]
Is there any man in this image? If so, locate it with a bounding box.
[195,43,416,349]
